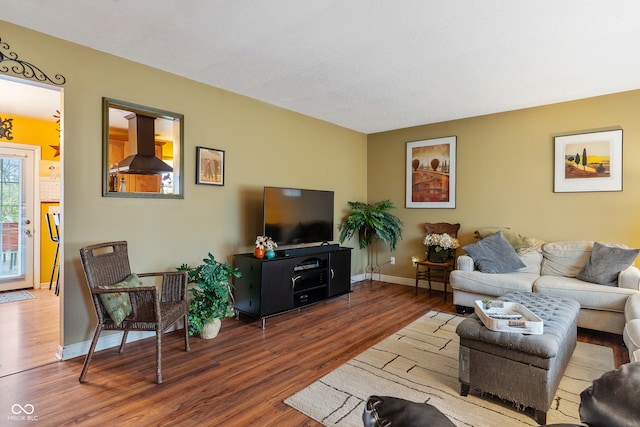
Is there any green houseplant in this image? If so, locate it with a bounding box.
[338,200,403,251]
[177,253,241,338]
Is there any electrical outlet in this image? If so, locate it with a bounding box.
[390,256,396,265]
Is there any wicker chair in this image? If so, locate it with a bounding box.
[78,241,189,384]
[415,222,461,300]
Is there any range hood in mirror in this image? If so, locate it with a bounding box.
[116,113,173,175]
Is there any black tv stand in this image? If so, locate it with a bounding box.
[233,246,351,328]
[281,243,340,257]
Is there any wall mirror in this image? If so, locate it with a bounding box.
[102,97,184,198]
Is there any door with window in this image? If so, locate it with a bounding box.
[0,145,35,291]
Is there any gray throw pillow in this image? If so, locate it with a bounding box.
[462,231,526,274]
[577,242,639,286]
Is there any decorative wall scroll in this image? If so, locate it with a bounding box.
[0,37,66,85]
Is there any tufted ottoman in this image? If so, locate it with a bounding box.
[456,291,580,425]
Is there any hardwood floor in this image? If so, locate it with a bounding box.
[0,281,629,426]
[0,288,60,377]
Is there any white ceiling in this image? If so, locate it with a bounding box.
[3,1,640,133]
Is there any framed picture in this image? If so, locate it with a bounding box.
[196,146,224,186]
[554,129,622,193]
[406,136,456,208]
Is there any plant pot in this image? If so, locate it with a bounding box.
[254,247,265,259]
[427,246,453,263]
[200,318,222,339]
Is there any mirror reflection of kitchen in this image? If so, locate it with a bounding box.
[103,98,183,198]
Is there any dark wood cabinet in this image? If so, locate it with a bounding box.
[233,247,351,326]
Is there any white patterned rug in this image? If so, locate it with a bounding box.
[0,290,34,304]
[285,311,614,426]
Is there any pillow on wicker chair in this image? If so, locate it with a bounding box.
[98,273,143,326]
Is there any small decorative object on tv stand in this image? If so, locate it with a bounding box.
[233,246,351,328]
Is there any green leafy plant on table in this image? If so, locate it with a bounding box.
[178,253,241,337]
[338,200,403,251]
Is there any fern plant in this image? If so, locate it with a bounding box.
[177,253,241,336]
[338,200,403,251]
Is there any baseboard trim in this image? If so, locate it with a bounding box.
[59,330,156,360]
[353,273,445,291]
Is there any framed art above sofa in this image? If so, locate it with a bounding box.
[553,129,622,193]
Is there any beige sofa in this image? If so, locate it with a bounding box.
[623,293,640,361]
[451,240,640,334]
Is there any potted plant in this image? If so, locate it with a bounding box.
[177,253,241,339]
[338,200,403,251]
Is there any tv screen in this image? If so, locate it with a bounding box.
[263,186,334,246]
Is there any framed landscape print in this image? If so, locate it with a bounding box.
[554,129,622,192]
[406,136,456,208]
[196,146,224,186]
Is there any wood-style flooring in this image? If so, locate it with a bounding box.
[0,281,629,426]
[0,287,60,377]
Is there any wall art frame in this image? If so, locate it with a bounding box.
[196,146,225,186]
[553,129,622,193]
[406,136,456,208]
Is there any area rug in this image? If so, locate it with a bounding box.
[285,311,614,426]
[0,290,35,304]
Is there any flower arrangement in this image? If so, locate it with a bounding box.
[423,233,460,262]
[255,235,277,251]
[423,233,460,250]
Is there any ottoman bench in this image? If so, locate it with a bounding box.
[456,291,580,425]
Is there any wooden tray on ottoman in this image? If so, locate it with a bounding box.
[474,300,543,334]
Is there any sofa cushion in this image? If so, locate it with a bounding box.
[540,241,593,277]
[462,231,526,274]
[450,270,537,297]
[576,242,639,287]
[534,275,634,312]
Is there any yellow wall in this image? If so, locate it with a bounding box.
[0,114,60,284]
[368,90,640,280]
[1,21,367,348]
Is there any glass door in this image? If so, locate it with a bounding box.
[0,145,35,291]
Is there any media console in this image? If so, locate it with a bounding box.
[233,246,352,328]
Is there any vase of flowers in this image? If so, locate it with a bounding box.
[423,233,460,263]
[255,235,277,259]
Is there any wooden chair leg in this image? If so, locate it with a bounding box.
[184,315,190,352]
[119,330,129,353]
[156,330,162,384]
[79,325,103,383]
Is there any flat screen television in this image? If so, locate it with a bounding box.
[263,186,334,246]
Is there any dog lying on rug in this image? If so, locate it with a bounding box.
[363,362,640,427]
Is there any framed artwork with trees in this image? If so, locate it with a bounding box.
[554,129,622,192]
[406,136,456,208]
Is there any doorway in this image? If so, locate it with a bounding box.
[0,76,62,376]
[0,144,37,291]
